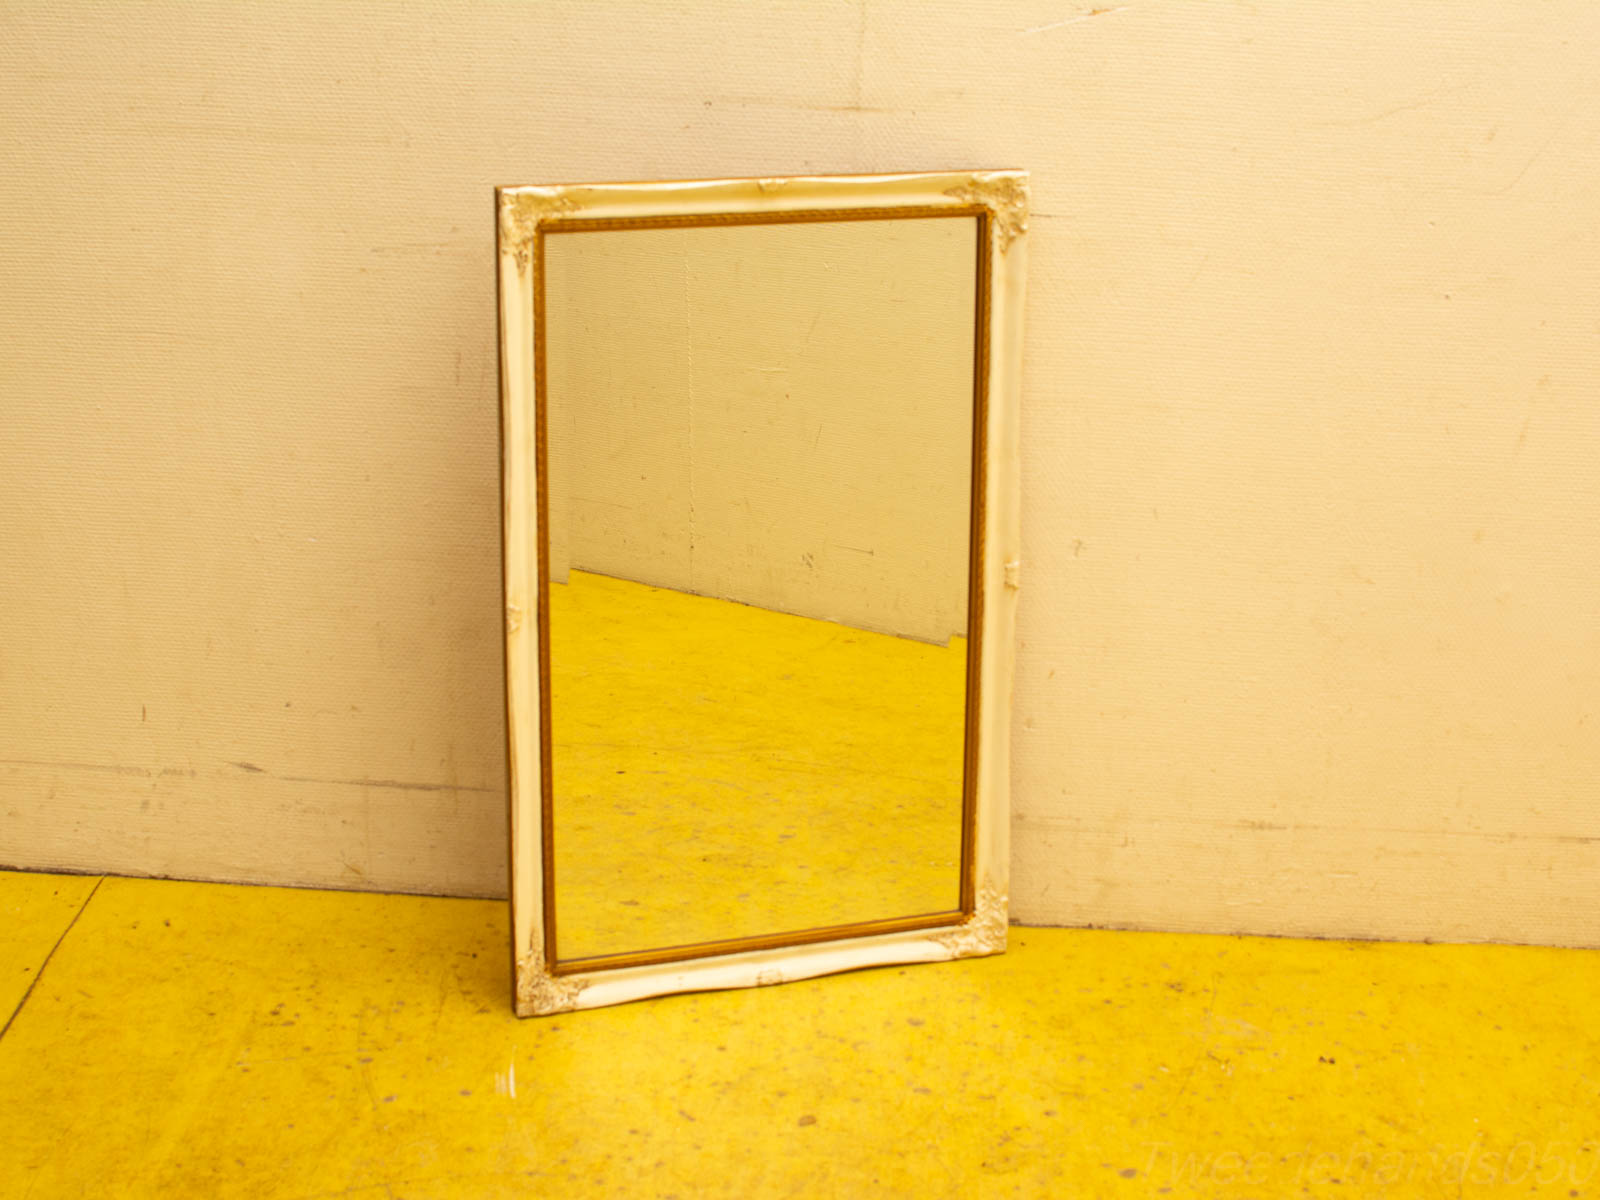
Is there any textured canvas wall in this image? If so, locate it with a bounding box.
[3,1,1596,945]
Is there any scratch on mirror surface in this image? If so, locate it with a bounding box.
[1020,6,1131,35]
[683,250,699,580]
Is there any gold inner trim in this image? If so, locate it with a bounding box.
[551,911,966,978]
[960,211,993,916]
[539,203,983,235]
[533,205,993,974]
[532,226,559,965]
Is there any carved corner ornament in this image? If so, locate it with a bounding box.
[498,187,579,276]
[516,954,588,1016]
[935,877,1009,957]
[943,172,1030,253]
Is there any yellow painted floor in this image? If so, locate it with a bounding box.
[4,869,1598,1198]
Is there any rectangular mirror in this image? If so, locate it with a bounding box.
[497,171,1027,1016]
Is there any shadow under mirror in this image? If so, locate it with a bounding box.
[541,213,981,967]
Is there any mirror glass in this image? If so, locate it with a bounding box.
[542,213,980,965]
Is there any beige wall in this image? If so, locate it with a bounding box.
[2,2,1596,945]
[545,218,974,643]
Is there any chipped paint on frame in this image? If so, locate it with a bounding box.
[943,171,1030,252]
[497,187,579,275]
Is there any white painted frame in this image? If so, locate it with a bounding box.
[497,171,1027,1016]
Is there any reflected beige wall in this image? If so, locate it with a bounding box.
[3,2,1599,946]
[544,218,974,643]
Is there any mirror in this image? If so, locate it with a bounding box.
[498,172,1027,1015]
[545,215,977,963]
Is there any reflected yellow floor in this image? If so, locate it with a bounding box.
[4,869,1598,1198]
[550,570,967,962]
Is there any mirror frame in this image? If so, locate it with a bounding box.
[496,170,1027,1016]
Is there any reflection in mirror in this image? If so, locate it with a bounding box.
[542,214,979,966]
